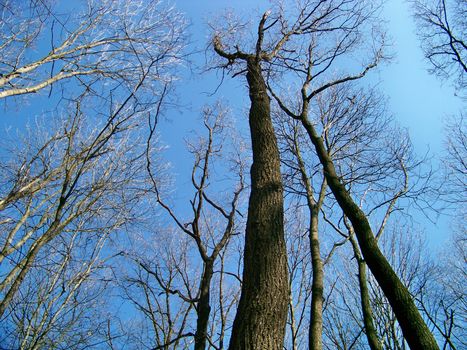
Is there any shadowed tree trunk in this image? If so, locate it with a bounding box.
[213,4,438,347]
[309,207,324,350]
[215,54,289,349]
[217,4,439,347]
[289,124,326,350]
[227,58,289,349]
[194,260,213,350]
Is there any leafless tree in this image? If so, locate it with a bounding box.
[408,4,466,345]
[320,130,438,350]
[118,232,197,349]
[282,207,314,350]
[443,114,467,204]
[0,1,186,346]
[275,113,327,350]
[416,114,466,350]
[0,229,117,349]
[117,104,246,350]
[418,230,466,350]
[211,0,440,347]
[218,1,439,347]
[0,0,185,101]
[212,11,290,349]
[410,0,466,90]
[277,79,433,350]
[0,89,155,348]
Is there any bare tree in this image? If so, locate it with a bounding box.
[278,80,430,350]
[0,87,152,323]
[117,104,246,350]
[418,230,466,350]
[0,229,117,349]
[282,207,314,350]
[119,232,197,349]
[443,114,467,203]
[410,0,466,90]
[275,114,327,350]
[148,105,246,350]
[0,0,185,101]
[416,114,466,350]
[408,3,466,345]
[211,1,439,347]
[0,1,186,345]
[212,12,290,349]
[320,123,437,350]
[222,1,439,347]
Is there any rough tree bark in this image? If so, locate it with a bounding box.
[309,208,324,350]
[226,58,289,350]
[215,4,439,347]
[260,3,440,341]
[195,260,214,350]
[213,30,290,347]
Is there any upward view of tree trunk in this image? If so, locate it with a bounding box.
[1,0,465,348]
[297,116,439,349]
[348,226,382,350]
[229,2,439,347]
[288,123,327,350]
[214,24,290,347]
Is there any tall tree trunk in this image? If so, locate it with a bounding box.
[309,207,324,350]
[194,260,214,350]
[349,233,382,350]
[299,117,439,350]
[228,58,289,350]
[292,124,325,350]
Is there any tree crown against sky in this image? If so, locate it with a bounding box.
[0,0,465,349]
[410,0,466,92]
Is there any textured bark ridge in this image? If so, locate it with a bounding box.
[228,59,289,350]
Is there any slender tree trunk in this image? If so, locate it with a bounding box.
[299,117,439,350]
[309,207,324,350]
[292,125,325,350]
[228,58,289,350]
[349,233,382,350]
[194,260,214,350]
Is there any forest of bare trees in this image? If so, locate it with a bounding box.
[0,0,465,349]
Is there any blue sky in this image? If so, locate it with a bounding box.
[169,0,462,152]
[1,0,462,161]
[0,0,463,249]
[0,0,462,157]
[160,0,464,248]
[381,0,462,152]
[1,2,463,346]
